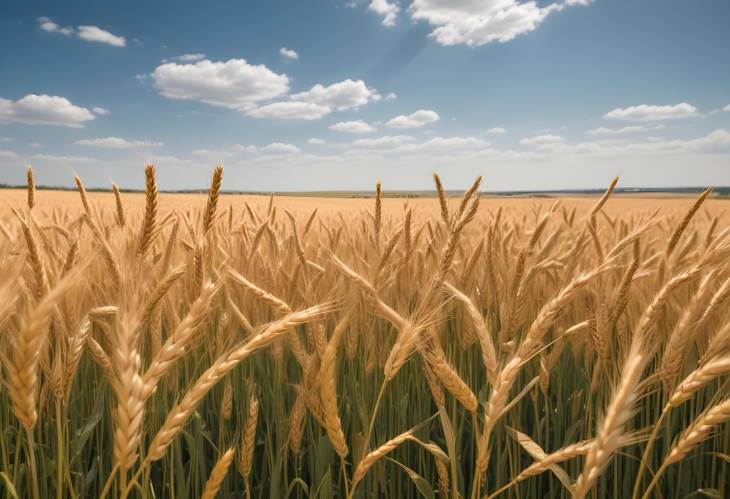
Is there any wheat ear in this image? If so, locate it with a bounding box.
[351,429,414,490]
[5,276,75,429]
[573,340,646,499]
[669,355,730,407]
[111,315,145,480]
[239,391,259,477]
[146,304,330,461]
[641,396,730,499]
[203,165,223,234]
[320,307,349,458]
[666,187,713,256]
[112,183,125,227]
[138,164,158,255]
[433,172,450,225]
[74,175,92,217]
[201,448,235,499]
[443,281,497,384]
[26,165,36,210]
[142,282,219,398]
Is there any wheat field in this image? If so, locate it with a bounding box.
[1,165,729,499]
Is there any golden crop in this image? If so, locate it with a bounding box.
[1,165,728,498]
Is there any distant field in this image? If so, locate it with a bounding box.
[2,188,728,222]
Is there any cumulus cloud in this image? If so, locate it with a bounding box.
[724,104,730,112]
[586,125,664,136]
[152,59,379,121]
[352,135,415,148]
[153,58,290,110]
[486,127,507,135]
[403,136,486,152]
[329,120,376,133]
[385,92,398,101]
[75,137,163,148]
[291,79,380,111]
[308,138,326,145]
[386,109,439,128]
[604,103,699,122]
[231,144,259,154]
[520,134,565,146]
[408,0,591,47]
[77,26,126,47]
[37,17,74,36]
[279,47,299,59]
[92,106,110,115]
[0,94,95,127]
[369,0,400,26]
[31,153,98,164]
[249,79,380,120]
[641,129,730,153]
[38,17,126,46]
[247,101,330,120]
[349,135,486,155]
[260,142,300,155]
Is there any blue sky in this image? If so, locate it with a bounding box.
[1,0,729,191]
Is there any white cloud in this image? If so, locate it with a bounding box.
[520,134,565,146]
[291,79,380,111]
[31,153,98,164]
[191,148,226,157]
[385,92,398,101]
[231,144,259,154]
[586,125,664,136]
[369,0,400,27]
[403,136,486,152]
[604,103,699,122]
[640,129,730,153]
[249,79,380,120]
[191,142,301,157]
[37,17,74,36]
[260,142,300,155]
[279,47,299,60]
[506,129,730,158]
[724,104,730,112]
[77,26,126,47]
[75,137,163,148]
[29,142,42,149]
[153,58,290,110]
[386,109,439,128]
[92,106,110,115]
[247,101,330,120]
[0,150,18,159]
[0,94,95,127]
[486,127,507,135]
[408,0,591,47]
[308,138,326,145]
[162,53,206,63]
[329,120,376,133]
[353,135,415,148]
[348,135,486,155]
[38,17,126,47]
